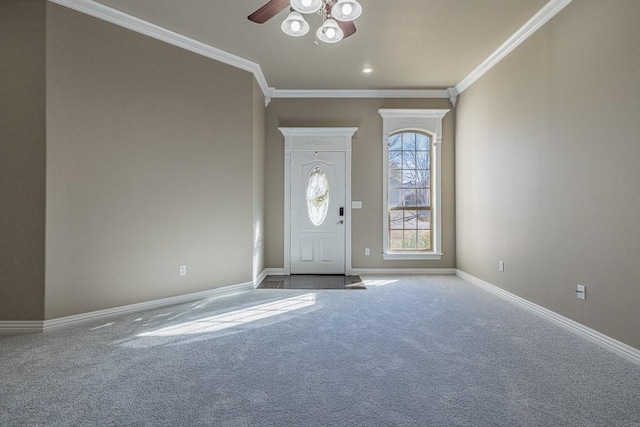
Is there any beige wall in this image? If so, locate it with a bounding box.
[0,0,46,320]
[456,0,640,349]
[45,4,257,319]
[265,98,456,270]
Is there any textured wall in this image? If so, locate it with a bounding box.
[46,4,255,319]
[264,98,455,270]
[0,0,46,320]
[456,0,640,349]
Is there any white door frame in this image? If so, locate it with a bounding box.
[280,127,357,275]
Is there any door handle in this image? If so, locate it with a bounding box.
[336,220,344,225]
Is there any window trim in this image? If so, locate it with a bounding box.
[378,109,449,261]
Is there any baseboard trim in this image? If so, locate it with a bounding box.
[0,321,44,335]
[264,268,286,276]
[40,282,254,333]
[456,269,640,365]
[254,269,269,288]
[352,268,457,275]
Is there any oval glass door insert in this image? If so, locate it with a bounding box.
[306,166,330,226]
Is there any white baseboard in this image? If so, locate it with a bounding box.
[0,321,44,335]
[456,269,640,365]
[254,269,268,288]
[0,282,255,335]
[351,268,457,275]
[253,268,288,287]
[43,281,254,332]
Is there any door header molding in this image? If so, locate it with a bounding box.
[280,127,358,153]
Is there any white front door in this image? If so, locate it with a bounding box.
[290,151,346,274]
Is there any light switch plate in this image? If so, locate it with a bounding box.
[352,201,363,209]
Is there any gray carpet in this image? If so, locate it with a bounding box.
[1,275,639,426]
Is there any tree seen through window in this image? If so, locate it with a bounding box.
[388,131,431,250]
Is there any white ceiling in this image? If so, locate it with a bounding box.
[92,0,549,90]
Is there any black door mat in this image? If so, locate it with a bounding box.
[258,275,365,290]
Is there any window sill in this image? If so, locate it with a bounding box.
[383,252,443,261]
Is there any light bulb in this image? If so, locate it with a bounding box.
[282,11,309,36]
[302,0,312,6]
[316,18,343,43]
[331,0,362,22]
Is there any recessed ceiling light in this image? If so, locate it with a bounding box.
[362,66,374,74]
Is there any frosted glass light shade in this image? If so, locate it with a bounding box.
[316,18,344,43]
[331,0,362,21]
[282,11,309,37]
[290,0,323,14]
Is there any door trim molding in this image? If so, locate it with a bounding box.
[280,127,358,275]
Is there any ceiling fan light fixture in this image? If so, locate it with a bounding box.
[282,11,310,37]
[248,0,360,44]
[331,0,362,22]
[316,18,344,43]
[290,0,323,15]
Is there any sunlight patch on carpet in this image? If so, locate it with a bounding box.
[137,293,317,337]
[362,279,399,287]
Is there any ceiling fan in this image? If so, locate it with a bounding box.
[248,0,362,44]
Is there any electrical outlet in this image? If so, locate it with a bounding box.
[498,261,505,272]
[179,264,187,276]
[576,284,586,300]
[365,248,370,256]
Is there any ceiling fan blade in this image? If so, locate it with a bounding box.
[248,0,291,24]
[337,20,357,38]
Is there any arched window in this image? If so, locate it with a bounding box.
[388,131,432,250]
[378,109,449,260]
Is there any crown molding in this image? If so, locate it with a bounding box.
[447,87,458,108]
[49,0,572,106]
[48,0,272,99]
[455,0,573,94]
[270,89,451,99]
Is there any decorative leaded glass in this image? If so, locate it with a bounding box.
[306,166,330,226]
